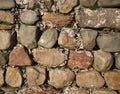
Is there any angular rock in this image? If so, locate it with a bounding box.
[80,0,97,7]
[57,0,78,13]
[0,0,15,9]
[26,66,46,86]
[80,29,98,50]
[0,68,4,86]
[0,24,14,30]
[5,67,22,87]
[98,0,120,7]
[58,28,76,49]
[97,33,120,52]
[68,50,93,69]
[18,24,37,49]
[115,53,120,69]
[0,30,16,50]
[32,48,66,67]
[93,50,113,71]
[38,28,58,48]
[76,70,105,88]
[9,46,32,66]
[104,71,120,90]
[93,89,117,94]
[42,12,72,26]
[20,10,39,25]
[75,8,120,29]
[0,52,8,66]
[49,68,75,88]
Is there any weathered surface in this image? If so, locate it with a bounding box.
[97,33,120,52]
[80,0,97,7]
[93,50,113,71]
[9,46,32,66]
[76,70,105,88]
[5,67,22,87]
[49,68,75,88]
[75,8,120,29]
[32,48,66,67]
[44,0,53,8]
[104,71,120,90]
[93,89,117,94]
[68,50,93,69]
[68,90,88,94]
[115,53,120,69]
[0,68,4,86]
[42,12,72,26]
[0,24,14,30]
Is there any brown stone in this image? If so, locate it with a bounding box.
[80,0,97,7]
[68,50,93,69]
[76,70,105,88]
[115,53,120,69]
[0,68,4,86]
[104,71,120,90]
[69,90,89,94]
[32,48,66,67]
[93,89,117,94]
[5,67,22,87]
[0,24,14,30]
[9,46,32,66]
[42,12,72,26]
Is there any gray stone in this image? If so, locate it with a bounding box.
[93,89,117,94]
[80,0,97,7]
[18,24,37,49]
[80,29,98,50]
[75,8,120,29]
[0,52,8,66]
[115,53,120,69]
[93,50,113,71]
[20,10,39,25]
[0,0,15,9]
[38,28,58,48]
[0,68,4,86]
[97,33,120,52]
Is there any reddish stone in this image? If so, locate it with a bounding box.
[68,50,93,69]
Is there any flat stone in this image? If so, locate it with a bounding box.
[9,46,32,66]
[97,33,120,52]
[38,28,58,48]
[93,50,113,71]
[20,10,39,25]
[75,8,120,29]
[76,70,105,88]
[115,53,120,69]
[68,50,93,69]
[104,71,120,90]
[0,30,16,50]
[0,0,15,9]
[80,0,97,7]
[98,0,120,7]
[80,29,98,50]
[32,48,66,67]
[57,0,78,13]
[0,68,4,86]
[5,67,22,87]
[49,68,75,88]
[26,66,46,86]
[58,28,76,49]
[93,89,117,94]
[0,24,14,30]
[42,12,72,26]
[18,24,37,49]
[0,52,8,66]
[69,90,89,94]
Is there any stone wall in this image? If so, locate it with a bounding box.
[0,0,120,94]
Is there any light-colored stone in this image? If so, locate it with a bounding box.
[93,50,113,71]
[49,68,75,88]
[0,24,14,30]
[80,0,97,7]
[0,68,4,86]
[32,48,66,67]
[76,70,105,88]
[38,28,58,48]
[5,67,22,87]
[20,10,39,25]
[69,90,88,94]
[93,89,117,94]
[115,53,120,69]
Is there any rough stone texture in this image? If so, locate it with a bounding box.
[0,68,4,86]
[9,46,32,66]
[93,89,117,94]
[104,71,120,90]
[80,0,97,7]
[68,50,93,69]
[5,91,17,94]
[98,0,120,7]
[115,53,120,69]
[58,28,76,49]
[0,52,8,66]
[0,24,14,30]
[32,48,66,67]
[38,28,58,48]
[76,70,105,88]
[44,0,53,8]
[97,33,120,52]
[80,29,98,50]
[5,67,22,87]
[57,0,78,13]
[0,30,16,50]
[26,66,46,86]
[93,50,113,71]
[18,24,37,49]
[75,8,120,29]
[20,10,39,25]
[49,68,75,88]
[68,90,88,94]
[42,12,72,26]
